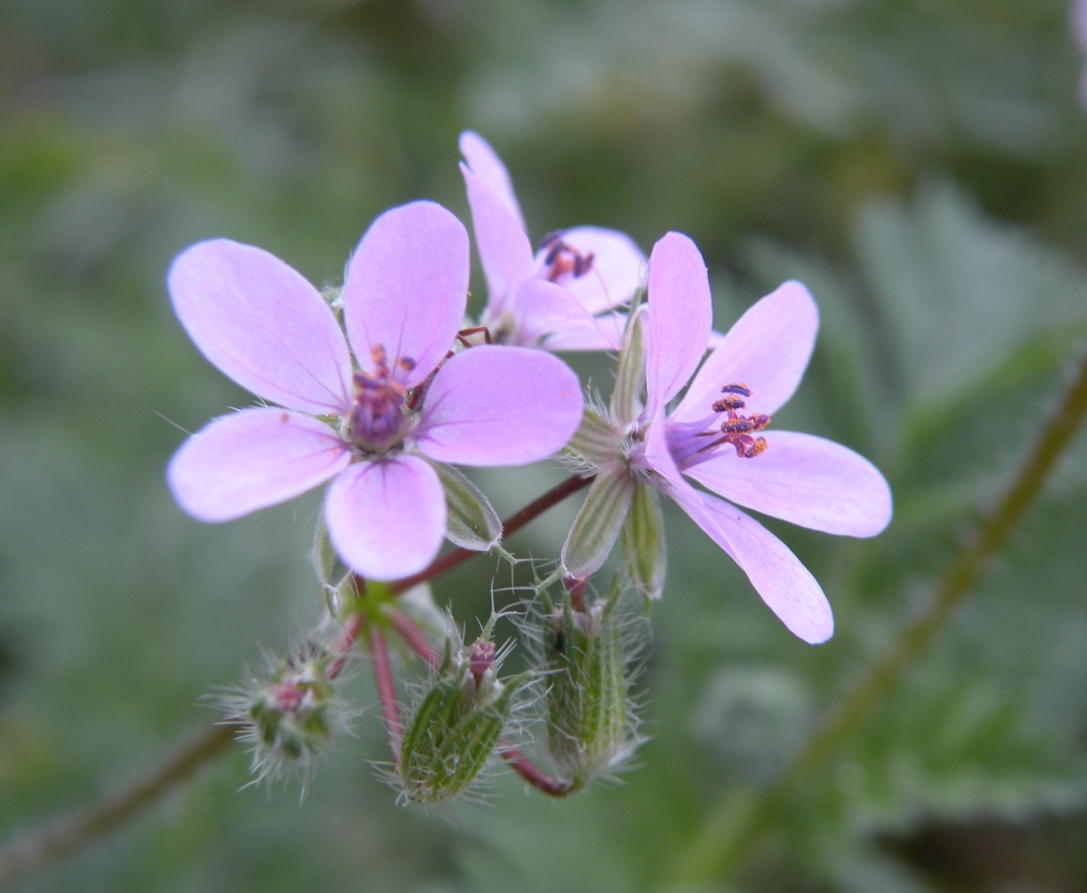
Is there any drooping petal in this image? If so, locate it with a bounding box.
[684,431,893,537]
[462,164,535,317]
[342,201,470,386]
[323,455,446,580]
[459,130,526,229]
[533,226,646,316]
[168,240,353,414]
[167,408,351,522]
[674,280,817,423]
[413,345,582,465]
[645,408,832,643]
[644,232,712,417]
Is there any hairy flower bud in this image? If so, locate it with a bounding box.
[397,631,526,804]
[220,640,353,790]
[534,577,644,790]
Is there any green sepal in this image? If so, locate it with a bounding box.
[611,298,646,426]
[622,483,667,600]
[561,469,635,579]
[432,461,502,552]
[566,404,622,470]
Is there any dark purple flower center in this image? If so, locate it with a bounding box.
[349,343,415,453]
[538,231,595,282]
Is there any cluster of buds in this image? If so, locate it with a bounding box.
[220,640,353,790]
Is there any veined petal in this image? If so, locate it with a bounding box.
[324,455,446,580]
[510,279,624,350]
[644,233,712,416]
[168,240,353,414]
[459,130,526,229]
[533,226,646,316]
[167,408,350,522]
[342,201,469,386]
[645,407,832,643]
[413,345,582,465]
[675,280,817,422]
[462,164,535,317]
[684,431,893,537]
[540,310,627,352]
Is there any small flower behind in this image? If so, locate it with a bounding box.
[459,131,646,351]
[166,201,584,581]
[562,232,893,643]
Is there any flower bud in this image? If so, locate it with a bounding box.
[220,640,353,789]
[397,633,525,804]
[536,577,644,790]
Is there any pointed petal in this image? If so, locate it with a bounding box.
[644,233,712,416]
[684,431,892,537]
[167,408,350,522]
[168,240,353,414]
[461,164,535,318]
[342,201,469,386]
[561,469,636,579]
[413,345,582,465]
[459,131,526,228]
[324,455,446,580]
[533,226,646,316]
[645,408,832,643]
[675,280,818,422]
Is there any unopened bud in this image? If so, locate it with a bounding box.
[221,641,352,788]
[397,634,525,804]
[536,577,644,790]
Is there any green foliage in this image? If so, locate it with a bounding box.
[3,1,1087,892]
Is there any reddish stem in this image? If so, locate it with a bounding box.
[499,745,572,797]
[384,607,441,668]
[327,611,365,680]
[385,473,594,595]
[368,624,403,761]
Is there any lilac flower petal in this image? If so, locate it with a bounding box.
[644,232,712,417]
[459,131,526,229]
[461,165,536,318]
[508,278,595,345]
[533,226,646,316]
[413,345,582,465]
[645,409,832,643]
[168,240,353,414]
[675,280,817,423]
[684,431,893,537]
[324,455,446,580]
[540,311,627,352]
[342,202,470,386]
[167,408,351,522]
[1074,0,1087,51]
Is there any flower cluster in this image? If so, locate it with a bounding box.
[167,132,891,801]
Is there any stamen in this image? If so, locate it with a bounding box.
[538,231,595,282]
[699,382,771,459]
[349,343,415,451]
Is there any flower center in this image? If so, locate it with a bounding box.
[349,343,415,453]
[666,382,771,469]
[538,231,595,282]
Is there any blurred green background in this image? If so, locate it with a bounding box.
[4,1,1087,891]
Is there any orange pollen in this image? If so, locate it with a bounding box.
[539,231,595,282]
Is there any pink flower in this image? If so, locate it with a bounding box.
[1073,0,1087,106]
[563,232,892,643]
[459,131,646,351]
[167,201,583,580]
